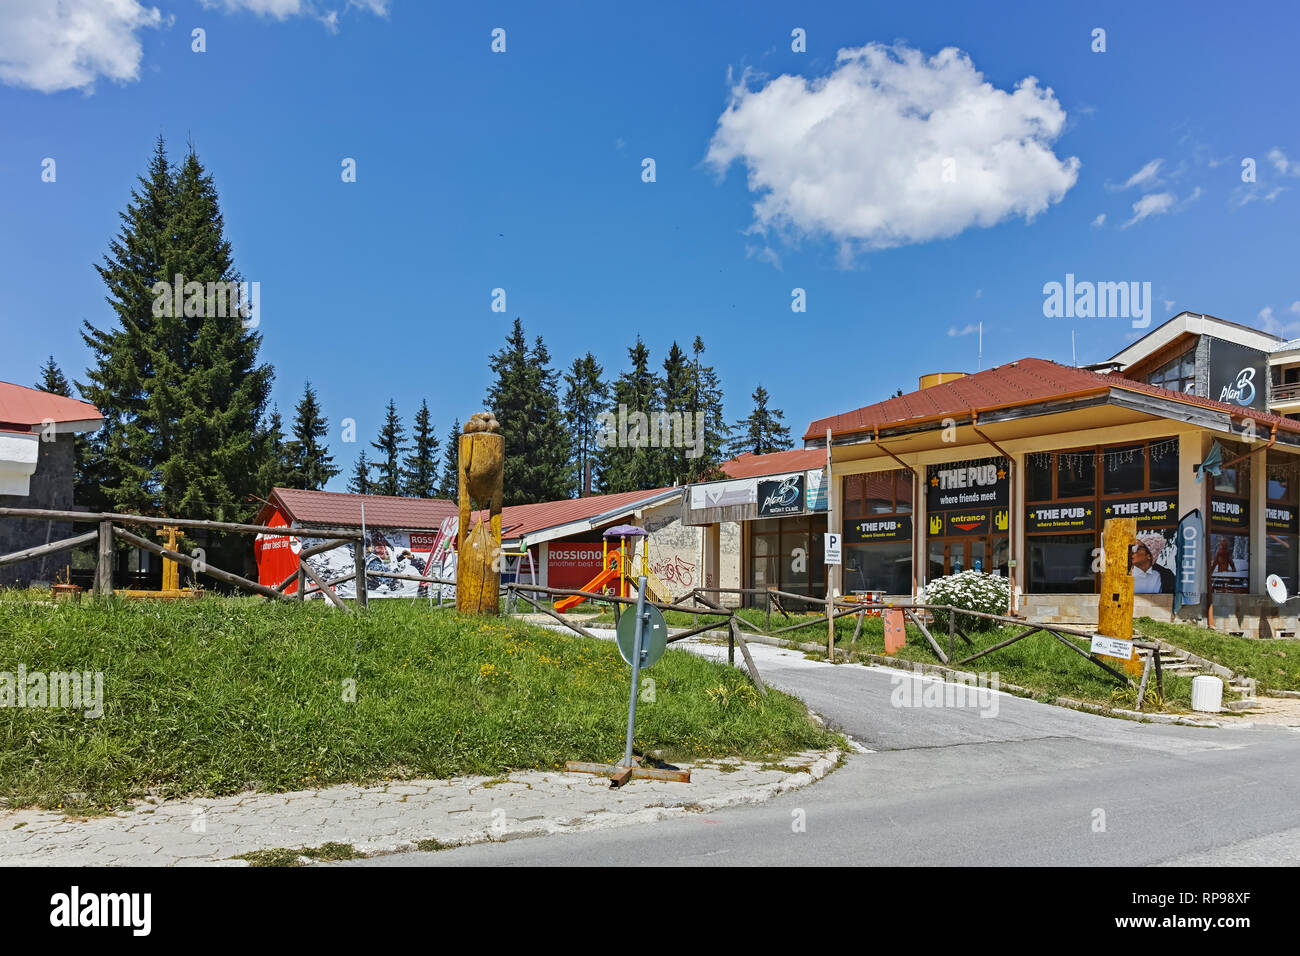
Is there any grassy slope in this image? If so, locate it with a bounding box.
[0,595,838,811]
[583,604,1194,710]
[1135,616,1300,692]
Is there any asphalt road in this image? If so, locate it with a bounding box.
[344,641,1300,866]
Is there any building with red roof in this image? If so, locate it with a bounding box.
[0,381,104,587]
[807,312,1300,635]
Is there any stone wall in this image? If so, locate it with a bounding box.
[0,434,78,588]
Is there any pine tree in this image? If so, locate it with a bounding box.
[36,356,72,396]
[285,381,338,490]
[659,341,692,487]
[485,319,575,505]
[256,407,294,493]
[348,450,373,495]
[401,400,439,497]
[369,400,408,496]
[78,136,175,515]
[595,337,663,493]
[727,385,793,457]
[78,139,274,575]
[562,353,607,494]
[148,148,273,528]
[436,418,460,500]
[684,337,729,483]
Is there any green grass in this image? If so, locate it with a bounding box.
[830,616,1199,711]
[235,842,360,866]
[578,599,1198,711]
[0,595,839,812]
[1134,616,1300,693]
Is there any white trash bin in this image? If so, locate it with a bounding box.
[1191,675,1223,713]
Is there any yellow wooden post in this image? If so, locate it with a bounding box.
[1098,517,1143,676]
[156,525,180,591]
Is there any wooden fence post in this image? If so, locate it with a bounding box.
[353,539,368,610]
[95,520,113,599]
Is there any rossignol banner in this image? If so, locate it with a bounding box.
[256,516,467,600]
[926,457,1009,512]
[1174,508,1203,612]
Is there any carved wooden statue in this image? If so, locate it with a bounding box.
[1098,517,1143,676]
[457,411,504,613]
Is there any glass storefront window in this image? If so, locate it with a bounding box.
[1029,534,1096,593]
[1150,442,1179,492]
[1027,455,1053,501]
[896,473,913,513]
[1057,452,1095,498]
[1103,444,1145,495]
[845,542,912,595]
[1267,535,1298,599]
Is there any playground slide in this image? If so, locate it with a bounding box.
[553,562,622,612]
[640,567,673,604]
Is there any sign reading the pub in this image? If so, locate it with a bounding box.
[1101,493,1178,527]
[926,457,1009,512]
[845,516,911,543]
[1207,338,1267,411]
[1267,504,1298,534]
[757,474,805,517]
[1026,504,1096,533]
[1210,495,1249,530]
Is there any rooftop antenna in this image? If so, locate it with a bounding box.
[978,321,983,371]
[1072,329,1077,367]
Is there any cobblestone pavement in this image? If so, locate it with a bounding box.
[0,749,839,866]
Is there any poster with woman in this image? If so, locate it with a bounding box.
[1209,533,1250,593]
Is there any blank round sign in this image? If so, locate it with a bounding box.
[616,604,668,668]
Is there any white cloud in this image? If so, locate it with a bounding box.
[1091,213,1106,228]
[1111,158,1163,191]
[1,0,388,93]
[948,323,979,337]
[1258,305,1300,339]
[1267,147,1299,177]
[706,42,1080,254]
[0,0,163,94]
[1121,192,1175,228]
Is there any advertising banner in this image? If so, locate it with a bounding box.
[757,474,805,517]
[1210,495,1249,530]
[1100,493,1178,527]
[1025,503,1096,533]
[1207,338,1268,411]
[1173,508,1202,612]
[926,457,1009,512]
[844,516,911,543]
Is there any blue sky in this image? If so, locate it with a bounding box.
[2,0,1298,490]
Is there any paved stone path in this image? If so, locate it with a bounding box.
[0,749,838,866]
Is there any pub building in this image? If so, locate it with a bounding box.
[803,312,1300,636]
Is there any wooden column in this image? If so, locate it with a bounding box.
[353,539,368,609]
[95,520,113,599]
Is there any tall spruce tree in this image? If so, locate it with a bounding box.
[727,385,793,457]
[285,381,338,490]
[401,400,439,497]
[255,407,294,493]
[78,139,274,575]
[369,400,408,496]
[436,418,460,500]
[562,352,607,494]
[659,341,692,486]
[78,136,176,515]
[36,356,72,396]
[685,337,729,483]
[348,450,373,495]
[595,337,663,493]
[485,319,574,505]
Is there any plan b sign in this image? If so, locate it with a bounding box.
[1207,339,1267,411]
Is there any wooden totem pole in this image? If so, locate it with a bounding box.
[457,411,504,613]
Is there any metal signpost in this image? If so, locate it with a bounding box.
[565,576,687,787]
